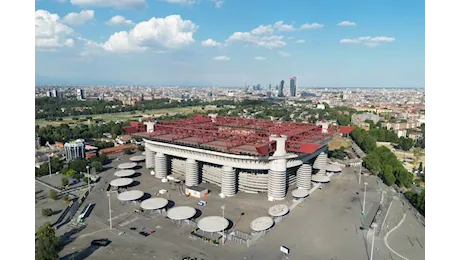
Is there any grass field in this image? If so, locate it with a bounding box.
[35,106,222,127]
[328,136,352,150]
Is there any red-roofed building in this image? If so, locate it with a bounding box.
[123,122,147,134]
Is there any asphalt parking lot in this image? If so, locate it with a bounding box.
[56,153,414,260]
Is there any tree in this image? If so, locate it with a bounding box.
[83,176,90,184]
[49,190,58,200]
[413,147,424,162]
[42,208,54,217]
[382,165,395,186]
[65,168,76,178]
[36,222,59,260]
[61,176,69,187]
[99,153,109,165]
[69,158,89,173]
[91,161,103,173]
[138,145,145,152]
[399,137,414,151]
[123,148,132,155]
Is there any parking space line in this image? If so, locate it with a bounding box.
[119,221,130,227]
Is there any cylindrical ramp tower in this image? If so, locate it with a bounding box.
[145,149,155,169]
[185,158,199,187]
[268,159,287,200]
[313,152,327,175]
[296,164,312,190]
[155,153,167,179]
[221,166,236,197]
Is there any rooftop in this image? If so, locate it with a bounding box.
[133,115,352,156]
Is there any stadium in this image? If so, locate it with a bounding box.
[129,114,353,200]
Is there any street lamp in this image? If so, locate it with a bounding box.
[358,160,362,184]
[86,166,91,192]
[362,182,368,216]
[48,155,52,178]
[107,192,113,229]
[370,222,378,260]
[221,205,226,245]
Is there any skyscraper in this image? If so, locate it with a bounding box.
[289,77,297,97]
[52,88,59,98]
[77,89,86,100]
[278,80,284,97]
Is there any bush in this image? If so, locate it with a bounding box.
[83,176,90,184]
[61,176,69,187]
[137,145,145,152]
[62,195,69,202]
[42,208,54,217]
[123,148,132,155]
[49,190,58,200]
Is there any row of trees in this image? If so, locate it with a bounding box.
[36,97,250,120]
[405,189,425,216]
[350,127,424,215]
[35,153,109,178]
[36,121,129,144]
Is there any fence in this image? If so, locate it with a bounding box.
[225,228,269,247]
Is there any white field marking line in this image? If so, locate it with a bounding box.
[384,213,410,260]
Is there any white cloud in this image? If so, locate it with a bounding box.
[163,0,196,4]
[340,36,395,47]
[250,21,297,36]
[226,32,286,49]
[209,0,224,8]
[300,23,324,29]
[287,37,294,40]
[70,0,147,10]
[62,10,94,25]
[213,55,230,61]
[254,56,266,61]
[201,38,221,47]
[102,15,198,53]
[337,21,356,27]
[35,10,74,49]
[278,51,291,57]
[251,24,274,35]
[273,21,295,32]
[106,15,134,26]
[295,39,305,44]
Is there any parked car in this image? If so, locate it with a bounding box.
[139,231,149,237]
[91,239,111,247]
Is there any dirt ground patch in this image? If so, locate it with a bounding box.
[328,136,352,150]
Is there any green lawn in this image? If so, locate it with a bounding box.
[35,106,221,127]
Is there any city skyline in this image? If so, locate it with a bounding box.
[35,0,424,88]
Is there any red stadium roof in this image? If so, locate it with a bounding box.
[132,115,349,156]
[338,126,355,134]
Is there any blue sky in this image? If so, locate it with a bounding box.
[35,0,425,87]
